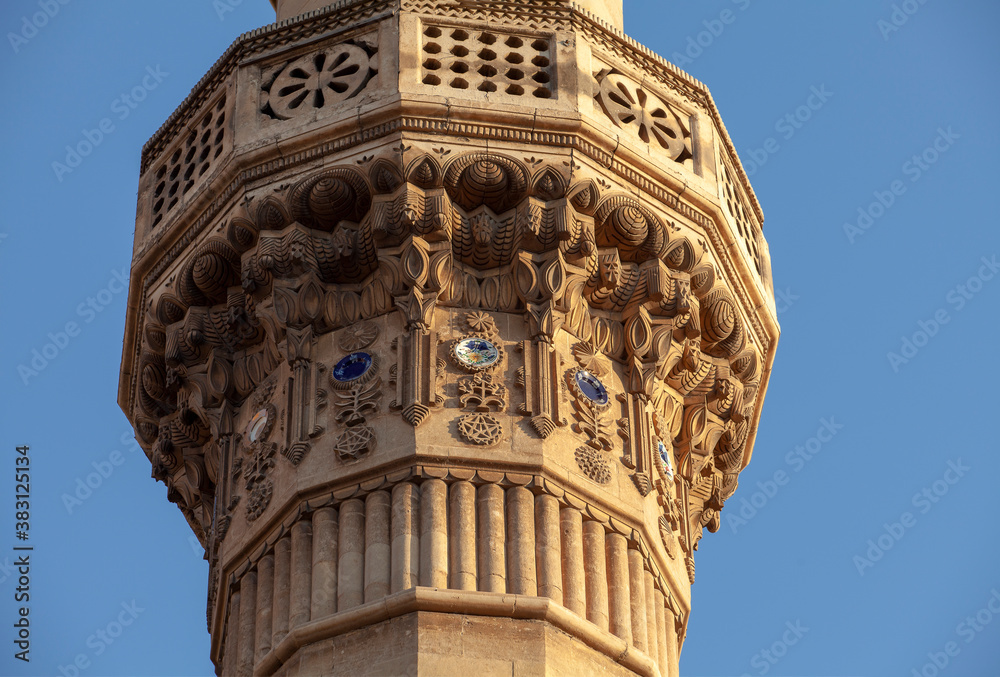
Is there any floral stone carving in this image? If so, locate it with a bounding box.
[262,41,378,120]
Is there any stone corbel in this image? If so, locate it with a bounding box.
[517,340,567,438]
[514,250,568,343]
[282,326,325,465]
[390,329,444,427]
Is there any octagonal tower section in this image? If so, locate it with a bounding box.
[119,1,778,675]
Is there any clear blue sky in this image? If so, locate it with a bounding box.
[1,1,998,676]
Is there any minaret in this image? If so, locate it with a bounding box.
[118,1,778,675]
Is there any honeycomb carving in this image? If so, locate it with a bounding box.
[151,96,227,228]
[421,25,553,99]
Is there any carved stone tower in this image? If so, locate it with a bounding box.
[118,1,778,674]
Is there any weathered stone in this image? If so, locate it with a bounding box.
[119,0,778,674]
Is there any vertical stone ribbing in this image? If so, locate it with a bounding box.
[477,483,506,593]
[506,486,537,596]
[391,482,420,593]
[665,606,680,677]
[655,590,669,677]
[606,532,631,643]
[271,536,291,647]
[311,506,338,619]
[254,554,274,662]
[582,520,608,630]
[420,479,448,588]
[535,494,563,604]
[449,480,477,591]
[561,507,585,617]
[223,589,240,677]
[237,570,257,676]
[365,491,391,602]
[289,520,312,630]
[628,548,648,653]
[644,571,658,666]
[338,499,365,611]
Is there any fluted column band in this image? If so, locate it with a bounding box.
[213,466,687,677]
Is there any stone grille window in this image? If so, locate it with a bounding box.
[421,25,553,99]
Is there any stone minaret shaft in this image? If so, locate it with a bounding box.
[118,1,778,675]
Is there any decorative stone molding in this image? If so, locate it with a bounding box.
[122,3,778,674]
[213,468,685,677]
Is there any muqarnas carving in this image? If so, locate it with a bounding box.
[130,149,765,582]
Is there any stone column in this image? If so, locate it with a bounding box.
[506,486,537,596]
[561,507,585,617]
[665,606,680,677]
[223,589,240,677]
[338,499,365,611]
[391,482,420,593]
[237,570,257,676]
[271,536,291,646]
[311,506,338,619]
[449,480,477,591]
[605,533,631,644]
[655,591,669,677]
[255,553,274,662]
[289,520,313,630]
[535,494,563,604]
[627,548,648,653]
[365,491,391,602]
[477,483,506,593]
[582,520,609,631]
[420,479,448,588]
[644,571,658,666]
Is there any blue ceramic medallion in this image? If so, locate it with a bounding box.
[574,370,609,405]
[658,440,675,480]
[454,338,500,369]
[247,409,269,443]
[333,352,374,383]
